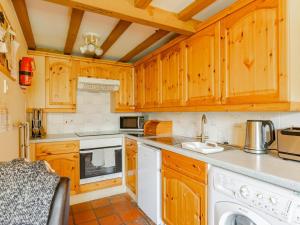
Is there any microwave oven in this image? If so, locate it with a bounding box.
[120,116,147,131]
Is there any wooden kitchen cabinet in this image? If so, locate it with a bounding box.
[159,44,184,107]
[111,67,135,112]
[135,64,145,109]
[220,0,286,104]
[125,138,137,194]
[143,56,160,108]
[35,141,80,194]
[183,23,221,106]
[162,150,207,225]
[45,57,77,111]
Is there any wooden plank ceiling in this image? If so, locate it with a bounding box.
[13,0,229,62]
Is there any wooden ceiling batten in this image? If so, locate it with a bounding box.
[119,29,169,62]
[44,0,198,35]
[64,8,84,55]
[100,20,132,58]
[12,0,36,50]
[178,0,217,21]
[134,0,152,9]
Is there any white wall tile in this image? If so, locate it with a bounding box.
[47,91,141,134]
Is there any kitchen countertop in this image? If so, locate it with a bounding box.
[30,132,300,192]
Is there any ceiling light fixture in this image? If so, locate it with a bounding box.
[80,32,103,57]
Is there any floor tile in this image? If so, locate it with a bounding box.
[78,220,99,225]
[91,198,110,209]
[124,217,149,225]
[119,208,143,222]
[74,210,96,224]
[112,200,135,212]
[94,205,116,218]
[72,202,92,213]
[110,194,130,204]
[99,214,123,225]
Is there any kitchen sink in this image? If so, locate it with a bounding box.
[181,141,224,154]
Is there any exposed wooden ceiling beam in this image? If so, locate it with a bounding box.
[119,29,169,62]
[12,0,36,49]
[100,20,131,58]
[134,0,152,9]
[64,8,84,54]
[45,0,198,35]
[178,0,216,21]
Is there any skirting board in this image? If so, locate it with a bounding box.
[70,185,126,205]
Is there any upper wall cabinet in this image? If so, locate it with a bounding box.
[159,44,184,107]
[45,57,77,111]
[112,67,135,112]
[27,52,135,113]
[184,23,221,106]
[220,0,285,104]
[135,64,145,109]
[143,56,160,108]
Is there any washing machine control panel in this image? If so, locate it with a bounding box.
[214,171,300,224]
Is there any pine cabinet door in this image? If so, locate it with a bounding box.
[162,166,179,225]
[143,57,160,108]
[162,166,206,225]
[112,67,135,112]
[125,139,137,194]
[221,0,286,104]
[37,153,80,194]
[160,44,184,107]
[45,57,77,110]
[135,64,145,109]
[183,23,221,106]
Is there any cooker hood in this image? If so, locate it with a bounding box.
[78,77,120,92]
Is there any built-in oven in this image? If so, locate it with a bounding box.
[120,116,147,131]
[79,138,122,184]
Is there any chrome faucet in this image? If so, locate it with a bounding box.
[199,114,208,142]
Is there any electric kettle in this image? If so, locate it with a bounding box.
[244,120,275,154]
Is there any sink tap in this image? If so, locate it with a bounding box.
[199,114,208,142]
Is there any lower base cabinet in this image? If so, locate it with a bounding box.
[125,138,138,194]
[162,150,207,225]
[34,141,80,194]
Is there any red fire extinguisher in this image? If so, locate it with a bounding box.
[19,57,35,86]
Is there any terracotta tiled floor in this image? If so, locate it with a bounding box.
[69,193,155,225]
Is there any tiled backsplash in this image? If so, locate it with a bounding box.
[47,91,141,134]
[47,90,300,147]
[148,112,300,147]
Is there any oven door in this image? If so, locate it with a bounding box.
[80,146,122,184]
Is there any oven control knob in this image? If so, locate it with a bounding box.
[257,193,263,199]
[240,186,250,198]
[269,197,278,205]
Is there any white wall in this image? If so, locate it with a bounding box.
[47,91,141,134]
[148,112,300,147]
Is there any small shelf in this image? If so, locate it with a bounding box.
[0,64,16,81]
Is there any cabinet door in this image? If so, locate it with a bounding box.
[45,57,77,110]
[143,57,160,108]
[162,166,206,225]
[36,153,79,194]
[221,0,286,104]
[135,64,145,109]
[183,23,221,106]
[112,67,135,112]
[125,139,137,194]
[160,44,183,107]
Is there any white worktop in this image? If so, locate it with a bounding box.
[30,133,300,192]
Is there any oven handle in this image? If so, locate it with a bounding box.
[80,147,122,154]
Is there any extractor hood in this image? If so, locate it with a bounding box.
[78,77,120,92]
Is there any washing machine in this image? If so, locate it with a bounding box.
[208,166,300,225]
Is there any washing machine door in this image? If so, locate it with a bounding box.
[215,202,271,225]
